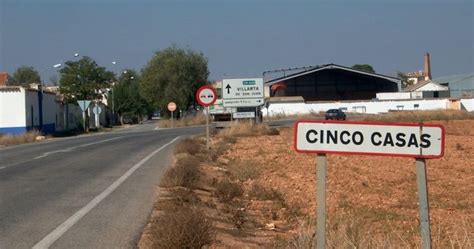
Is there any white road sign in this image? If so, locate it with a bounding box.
[222,78,264,107]
[295,120,445,158]
[222,78,263,99]
[222,98,264,107]
[77,100,91,112]
[232,112,255,119]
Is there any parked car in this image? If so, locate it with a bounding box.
[325,109,346,120]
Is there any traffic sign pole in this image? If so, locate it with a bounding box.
[316,153,326,249]
[195,85,217,151]
[416,158,432,249]
[171,111,174,128]
[206,106,210,150]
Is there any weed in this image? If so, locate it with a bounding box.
[160,155,200,188]
[214,179,244,202]
[364,110,474,123]
[227,160,260,181]
[0,130,41,145]
[456,143,464,151]
[249,184,285,203]
[174,138,203,155]
[150,207,215,249]
[159,113,207,128]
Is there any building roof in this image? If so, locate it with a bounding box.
[432,73,474,89]
[403,80,448,92]
[265,63,401,86]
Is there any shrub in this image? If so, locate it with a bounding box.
[160,155,200,188]
[0,130,41,145]
[364,110,474,123]
[174,138,203,155]
[151,207,215,249]
[159,113,207,128]
[214,179,244,202]
[227,160,260,181]
[249,184,285,203]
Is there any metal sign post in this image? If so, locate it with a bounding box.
[167,102,177,128]
[196,85,217,151]
[316,153,327,249]
[206,106,210,150]
[416,158,432,249]
[77,100,91,133]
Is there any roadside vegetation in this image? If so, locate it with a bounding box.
[0,130,43,146]
[364,109,474,122]
[158,113,207,128]
[141,116,472,248]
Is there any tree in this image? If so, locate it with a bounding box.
[351,64,376,74]
[140,46,209,116]
[397,71,415,89]
[8,66,41,87]
[58,56,115,101]
[113,69,149,123]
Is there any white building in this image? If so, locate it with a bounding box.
[0,86,82,135]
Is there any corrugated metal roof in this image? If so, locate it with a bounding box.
[265,63,401,86]
[433,73,474,97]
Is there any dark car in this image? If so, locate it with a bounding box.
[325,109,346,120]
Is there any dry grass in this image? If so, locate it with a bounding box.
[274,214,472,249]
[214,179,244,203]
[149,207,215,249]
[218,121,280,138]
[365,109,474,123]
[160,154,200,188]
[159,113,207,128]
[226,159,260,182]
[265,111,325,121]
[0,130,42,145]
[174,138,203,155]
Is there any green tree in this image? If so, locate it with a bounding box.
[8,66,41,87]
[140,46,209,115]
[351,64,376,74]
[397,71,415,89]
[113,69,149,123]
[59,56,115,101]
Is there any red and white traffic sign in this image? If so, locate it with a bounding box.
[196,85,217,107]
[167,102,177,112]
[294,120,445,159]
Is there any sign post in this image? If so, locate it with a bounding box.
[167,102,177,128]
[294,120,445,249]
[316,153,326,249]
[416,158,431,249]
[77,100,91,133]
[195,85,217,150]
[93,104,103,128]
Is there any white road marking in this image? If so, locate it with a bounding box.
[0,166,6,170]
[32,136,181,249]
[34,137,123,160]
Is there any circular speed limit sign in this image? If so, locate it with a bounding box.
[195,85,217,107]
[167,102,177,112]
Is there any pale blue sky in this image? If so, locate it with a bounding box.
[1,0,473,83]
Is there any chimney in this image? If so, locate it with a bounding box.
[0,72,8,86]
[423,52,432,80]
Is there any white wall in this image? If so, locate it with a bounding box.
[264,98,451,116]
[0,88,26,128]
[460,98,474,112]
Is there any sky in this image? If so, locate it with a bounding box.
[0,0,473,83]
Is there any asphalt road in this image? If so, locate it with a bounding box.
[0,122,204,249]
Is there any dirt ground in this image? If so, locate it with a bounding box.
[139,119,473,248]
[210,120,473,247]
